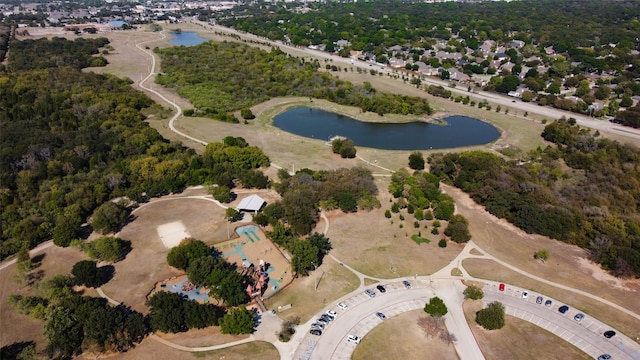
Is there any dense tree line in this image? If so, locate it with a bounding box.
[615,104,640,128]
[429,119,640,276]
[0,36,271,260]
[8,37,109,71]
[146,291,224,333]
[9,275,148,359]
[154,41,432,118]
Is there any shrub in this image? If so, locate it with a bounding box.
[463,285,484,300]
[424,296,448,317]
[438,239,447,248]
[385,210,392,218]
[476,301,505,330]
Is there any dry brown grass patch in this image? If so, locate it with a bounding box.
[463,300,590,360]
[353,309,459,360]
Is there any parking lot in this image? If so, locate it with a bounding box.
[483,282,640,360]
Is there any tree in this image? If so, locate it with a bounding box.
[53,215,82,247]
[71,260,102,288]
[83,237,130,262]
[291,239,319,276]
[331,138,357,158]
[220,308,254,334]
[534,248,550,262]
[166,239,211,270]
[307,232,332,263]
[225,208,241,222]
[240,108,255,120]
[476,301,505,330]
[210,185,232,203]
[444,215,472,243]
[408,151,425,170]
[424,296,448,317]
[91,201,128,234]
[463,285,484,300]
[44,307,83,359]
[147,292,186,333]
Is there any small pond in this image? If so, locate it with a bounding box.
[170,31,208,46]
[273,107,501,150]
[109,20,127,27]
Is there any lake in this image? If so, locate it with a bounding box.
[170,31,208,46]
[273,107,500,150]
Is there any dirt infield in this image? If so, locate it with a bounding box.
[157,221,191,249]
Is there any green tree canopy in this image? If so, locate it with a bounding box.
[71,260,102,288]
[476,301,505,330]
[91,202,128,235]
[408,151,425,170]
[424,296,448,317]
[166,239,211,270]
[219,308,254,335]
[444,214,472,243]
[463,285,484,300]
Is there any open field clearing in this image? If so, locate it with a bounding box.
[328,177,464,278]
[463,300,591,360]
[102,192,228,313]
[352,309,459,360]
[0,245,87,352]
[264,257,359,323]
[118,339,279,360]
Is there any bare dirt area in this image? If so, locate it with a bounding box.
[463,258,640,341]
[328,176,463,278]
[0,245,87,352]
[264,257,359,323]
[117,339,279,360]
[463,300,590,360]
[352,309,459,360]
[101,194,228,312]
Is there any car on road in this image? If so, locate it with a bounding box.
[310,323,324,330]
[376,285,386,293]
[337,302,348,311]
[604,330,616,338]
[536,296,543,304]
[545,300,552,308]
[376,312,387,320]
[499,283,505,291]
[597,354,612,360]
[326,310,337,318]
[522,291,529,299]
[321,314,334,322]
[403,280,411,289]
[365,289,376,298]
[316,318,329,325]
[310,329,322,336]
[347,334,361,344]
[574,313,585,322]
[559,305,569,314]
